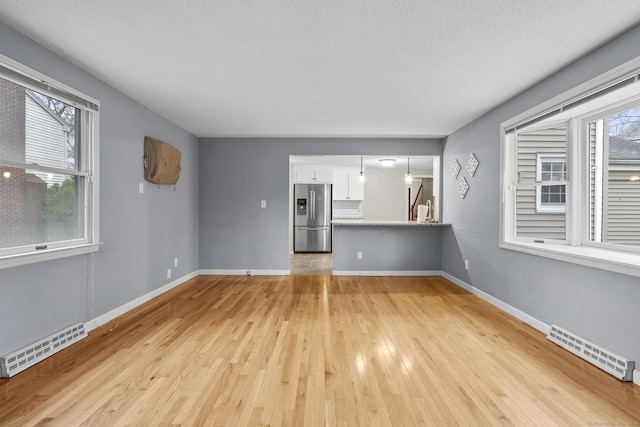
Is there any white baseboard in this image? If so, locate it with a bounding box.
[634,369,640,387]
[441,272,550,335]
[84,271,198,333]
[332,270,441,276]
[198,269,290,276]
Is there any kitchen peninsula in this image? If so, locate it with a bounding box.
[332,220,451,275]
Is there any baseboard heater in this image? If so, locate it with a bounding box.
[0,322,87,378]
[547,325,634,381]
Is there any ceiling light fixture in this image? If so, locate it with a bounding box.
[359,156,365,182]
[405,157,412,185]
[379,158,395,167]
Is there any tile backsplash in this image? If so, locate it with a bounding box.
[333,200,362,218]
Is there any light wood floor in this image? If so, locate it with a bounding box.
[1,275,639,426]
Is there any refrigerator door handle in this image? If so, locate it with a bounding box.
[310,190,315,220]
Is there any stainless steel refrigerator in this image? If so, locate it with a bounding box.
[294,183,332,253]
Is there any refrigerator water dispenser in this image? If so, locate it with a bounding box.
[296,198,307,215]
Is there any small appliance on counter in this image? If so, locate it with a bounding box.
[294,183,332,252]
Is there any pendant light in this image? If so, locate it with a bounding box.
[359,156,365,182]
[404,157,412,185]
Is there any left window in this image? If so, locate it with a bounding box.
[0,55,99,268]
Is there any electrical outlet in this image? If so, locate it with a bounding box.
[464,260,469,270]
[174,257,178,268]
[357,251,363,259]
[260,200,267,208]
[167,268,172,279]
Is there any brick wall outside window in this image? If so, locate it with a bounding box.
[1,78,46,248]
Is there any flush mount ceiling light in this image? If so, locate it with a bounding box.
[359,156,365,182]
[405,157,413,185]
[379,159,395,167]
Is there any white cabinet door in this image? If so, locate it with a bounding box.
[333,168,364,200]
[294,166,334,183]
[295,168,315,183]
[314,167,333,183]
[333,169,349,200]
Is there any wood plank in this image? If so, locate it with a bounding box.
[1,275,639,426]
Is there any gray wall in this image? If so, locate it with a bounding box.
[333,225,442,272]
[198,138,442,270]
[441,23,640,364]
[0,22,199,355]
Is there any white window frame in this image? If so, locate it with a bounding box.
[0,54,100,269]
[535,153,567,213]
[578,99,640,255]
[500,57,640,278]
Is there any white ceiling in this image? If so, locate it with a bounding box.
[1,1,640,138]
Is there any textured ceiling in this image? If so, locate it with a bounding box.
[1,1,640,138]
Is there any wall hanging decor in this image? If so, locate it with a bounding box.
[450,158,461,179]
[457,177,469,199]
[143,136,181,185]
[466,153,479,177]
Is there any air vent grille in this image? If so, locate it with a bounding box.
[0,322,86,378]
[547,325,634,381]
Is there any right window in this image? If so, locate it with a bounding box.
[501,64,640,277]
[587,105,640,248]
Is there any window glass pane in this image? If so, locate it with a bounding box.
[515,127,567,239]
[589,107,640,246]
[26,90,79,171]
[542,185,565,204]
[1,72,85,253]
[1,79,79,170]
[0,168,84,249]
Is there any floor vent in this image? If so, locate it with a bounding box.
[0,322,87,378]
[547,325,634,381]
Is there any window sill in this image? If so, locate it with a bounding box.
[0,243,100,270]
[500,240,640,278]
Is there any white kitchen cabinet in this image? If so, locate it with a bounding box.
[294,166,333,183]
[333,167,364,200]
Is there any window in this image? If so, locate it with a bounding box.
[536,153,567,213]
[501,59,640,277]
[0,54,99,268]
[586,105,640,248]
[513,125,568,241]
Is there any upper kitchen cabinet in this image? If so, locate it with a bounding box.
[294,165,334,183]
[333,167,364,200]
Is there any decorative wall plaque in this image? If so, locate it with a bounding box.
[457,177,469,199]
[450,158,461,180]
[466,153,479,177]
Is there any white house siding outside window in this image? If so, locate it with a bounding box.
[501,61,640,277]
[0,54,99,268]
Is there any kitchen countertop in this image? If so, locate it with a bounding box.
[331,219,450,227]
